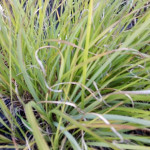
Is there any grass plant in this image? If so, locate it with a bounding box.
[0,0,150,149]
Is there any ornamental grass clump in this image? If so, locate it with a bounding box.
[0,0,150,149]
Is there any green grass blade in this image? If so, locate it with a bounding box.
[25,102,49,150]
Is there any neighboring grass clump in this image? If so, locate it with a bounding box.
[0,0,150,149]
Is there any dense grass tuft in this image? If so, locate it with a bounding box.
[0,0,150,149]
